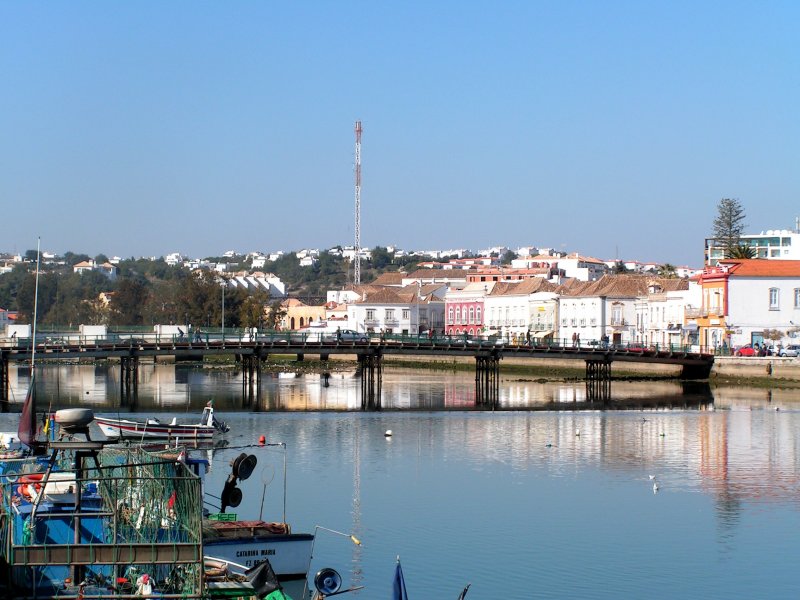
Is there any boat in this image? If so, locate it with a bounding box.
[95,403,230,440]
[151,444,316,597]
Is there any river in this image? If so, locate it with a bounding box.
[1,363,798,598]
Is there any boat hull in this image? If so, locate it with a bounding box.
[203,521,313,581]
[95,417,217,440]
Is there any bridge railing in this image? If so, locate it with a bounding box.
[0,330,717,357]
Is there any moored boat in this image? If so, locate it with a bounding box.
[95,404,229,441]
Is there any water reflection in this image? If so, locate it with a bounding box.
[8,363,717,412]
[1,363,799,597]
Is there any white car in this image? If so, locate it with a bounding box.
[779,345,800,357]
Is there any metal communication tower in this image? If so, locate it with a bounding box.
[354,120,362,285]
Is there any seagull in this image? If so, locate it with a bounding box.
[575,428,581,437]
[545,443,553,448]
[653,482,660,493]
[648,475,657,481]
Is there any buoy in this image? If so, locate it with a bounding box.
[384,430,393,437]
[259,435,266,446]
[575,429,580,437]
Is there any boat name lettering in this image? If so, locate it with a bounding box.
[235,548,276,558]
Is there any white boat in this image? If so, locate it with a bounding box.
[203,519,314,587]
[95,405,229,440]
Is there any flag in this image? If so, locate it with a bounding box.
[457,583,471,599]
[245,558,281,598]
[393,559,409,600]
[18,375,38,449]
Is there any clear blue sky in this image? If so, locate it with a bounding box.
[2,1,798,267]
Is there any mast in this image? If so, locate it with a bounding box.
[354,121,362,285]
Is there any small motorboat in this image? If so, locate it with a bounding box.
[95,404,229,441]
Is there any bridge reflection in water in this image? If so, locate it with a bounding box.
[0,362,714,414]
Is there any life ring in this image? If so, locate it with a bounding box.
[16,473,44,500]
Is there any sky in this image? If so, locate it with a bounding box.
[1,1,798,267]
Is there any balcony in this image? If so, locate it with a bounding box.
[384,319,399,327]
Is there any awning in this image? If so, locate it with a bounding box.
[682,323,698,332]
[531,330,554,339]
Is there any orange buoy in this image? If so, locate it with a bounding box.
[259,435,266,446]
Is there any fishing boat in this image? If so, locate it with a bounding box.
[152,445,316,597]
[95,403,230,441]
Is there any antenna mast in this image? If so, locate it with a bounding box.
[354,120,362,285]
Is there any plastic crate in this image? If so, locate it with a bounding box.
[208,512,237,521]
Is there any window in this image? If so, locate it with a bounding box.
[385,309,395,321]
[448,307,454,324]
[769,288,780,310]
[469,307,475,323]
[366,309,375,321]
[561,318,568,327]
[476,306,482,323]
[456,307,461,323]
[402,309,410,320]
[794,288,800,309]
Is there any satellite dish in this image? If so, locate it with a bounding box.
[314,568,342,595]
[232,453,258,481]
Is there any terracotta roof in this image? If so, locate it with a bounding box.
[371,271,406,285]
[723,259,800,277]
[559,275,687,297]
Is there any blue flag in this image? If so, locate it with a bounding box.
[393,560,409,600]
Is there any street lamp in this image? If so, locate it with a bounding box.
[221,281,226,339]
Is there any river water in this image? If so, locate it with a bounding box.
[2,363,798,599]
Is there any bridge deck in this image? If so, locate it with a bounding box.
[0,337,715,368]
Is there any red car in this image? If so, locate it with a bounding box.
[735,345,757,357]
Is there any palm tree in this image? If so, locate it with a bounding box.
[728,245,756,259]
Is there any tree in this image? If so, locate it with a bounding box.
[728,245,756,259]
[264,300,287,330]
[712,198,746,257]
[501,250,518,265]
[658,263,677,278]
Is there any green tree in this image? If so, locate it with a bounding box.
[110,278,150,325]
[658,263,677,278]
[370,246,393,270]
[712,198,746,257]
[264,300,287,330]
[501,250,518,265]
[728,245,756,259]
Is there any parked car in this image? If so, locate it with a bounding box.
[779,344,800,357]
[335,329,369,343]
[735,345,757,357]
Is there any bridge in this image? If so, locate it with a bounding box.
[0,332,714,408]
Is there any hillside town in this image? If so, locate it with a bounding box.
[3,225,800,356]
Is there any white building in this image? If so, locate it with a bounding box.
[705,259,800,349]
[633,280,696,348]
[348,285,445,335]
[558,275,687,346]
[706,229,800,265]
[556,253,609,282]
[227,273,286,298]
[483,279,559,341]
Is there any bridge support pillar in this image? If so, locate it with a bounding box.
[120,356,139,407]
[241,354,261,407]
[680,362,713,380]
[475,354,500,408]
[358,351,383,410]
[585,360,611,404]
